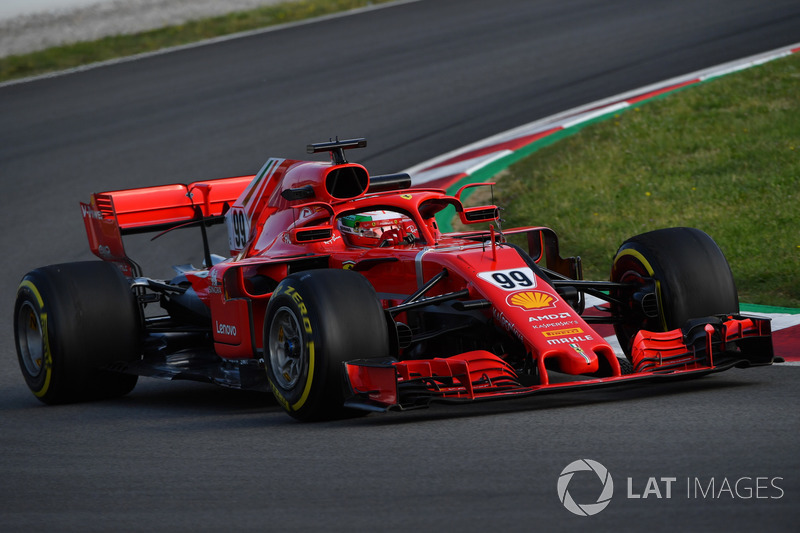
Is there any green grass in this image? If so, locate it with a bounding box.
[0,0,395,82]
[496,53,800,307]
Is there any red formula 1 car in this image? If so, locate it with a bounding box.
[14,138,774,420]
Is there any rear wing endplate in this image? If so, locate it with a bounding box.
[81,175,253,277]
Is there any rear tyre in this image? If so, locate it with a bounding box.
[14,261,140,404]
[265,269,390,421]
[610,227,739,358]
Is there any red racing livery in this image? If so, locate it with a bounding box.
[14,139,774,420]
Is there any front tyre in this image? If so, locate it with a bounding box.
[610,227,739,357]
[14,261,140,404]
[265,269,390,421]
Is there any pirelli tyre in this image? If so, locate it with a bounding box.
[610,227,739,358]
[14,261,140,404]
[265,269,390,421]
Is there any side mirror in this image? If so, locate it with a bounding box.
[289,225,334,244]
[459,206,500,225]
[455,182,500,225]
[286,201,335,243]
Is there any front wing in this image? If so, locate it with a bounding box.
[343,315,773,412]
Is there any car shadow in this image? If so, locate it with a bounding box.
[340,373,762,427]
[2,370,764,430]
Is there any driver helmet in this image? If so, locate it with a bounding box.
[338,210,416,247]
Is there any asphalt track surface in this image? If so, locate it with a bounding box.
[1,0,799,530]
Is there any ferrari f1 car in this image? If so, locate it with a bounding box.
[14,138,774,420]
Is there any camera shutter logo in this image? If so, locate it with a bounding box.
[557,459,614,516]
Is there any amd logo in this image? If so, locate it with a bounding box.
[529,313,572,322]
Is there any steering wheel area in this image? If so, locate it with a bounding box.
[378,227,410,247]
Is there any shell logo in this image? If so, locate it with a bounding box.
[507,290,557,310]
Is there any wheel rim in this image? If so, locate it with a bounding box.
[17,301,45,378]
[268,306,305,390]
[616,268,648,340]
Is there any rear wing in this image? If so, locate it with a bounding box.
[81,175,253,277]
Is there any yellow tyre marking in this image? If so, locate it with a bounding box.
[271,284,317,414]
[291,341,314,412]
[270,381,290,411]
[613,249,667,331]
[19,280,54,397]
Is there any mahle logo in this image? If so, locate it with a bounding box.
[557,459,614,516]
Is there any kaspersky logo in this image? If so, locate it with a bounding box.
[507,290,557,310]
[557,459,614,516]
